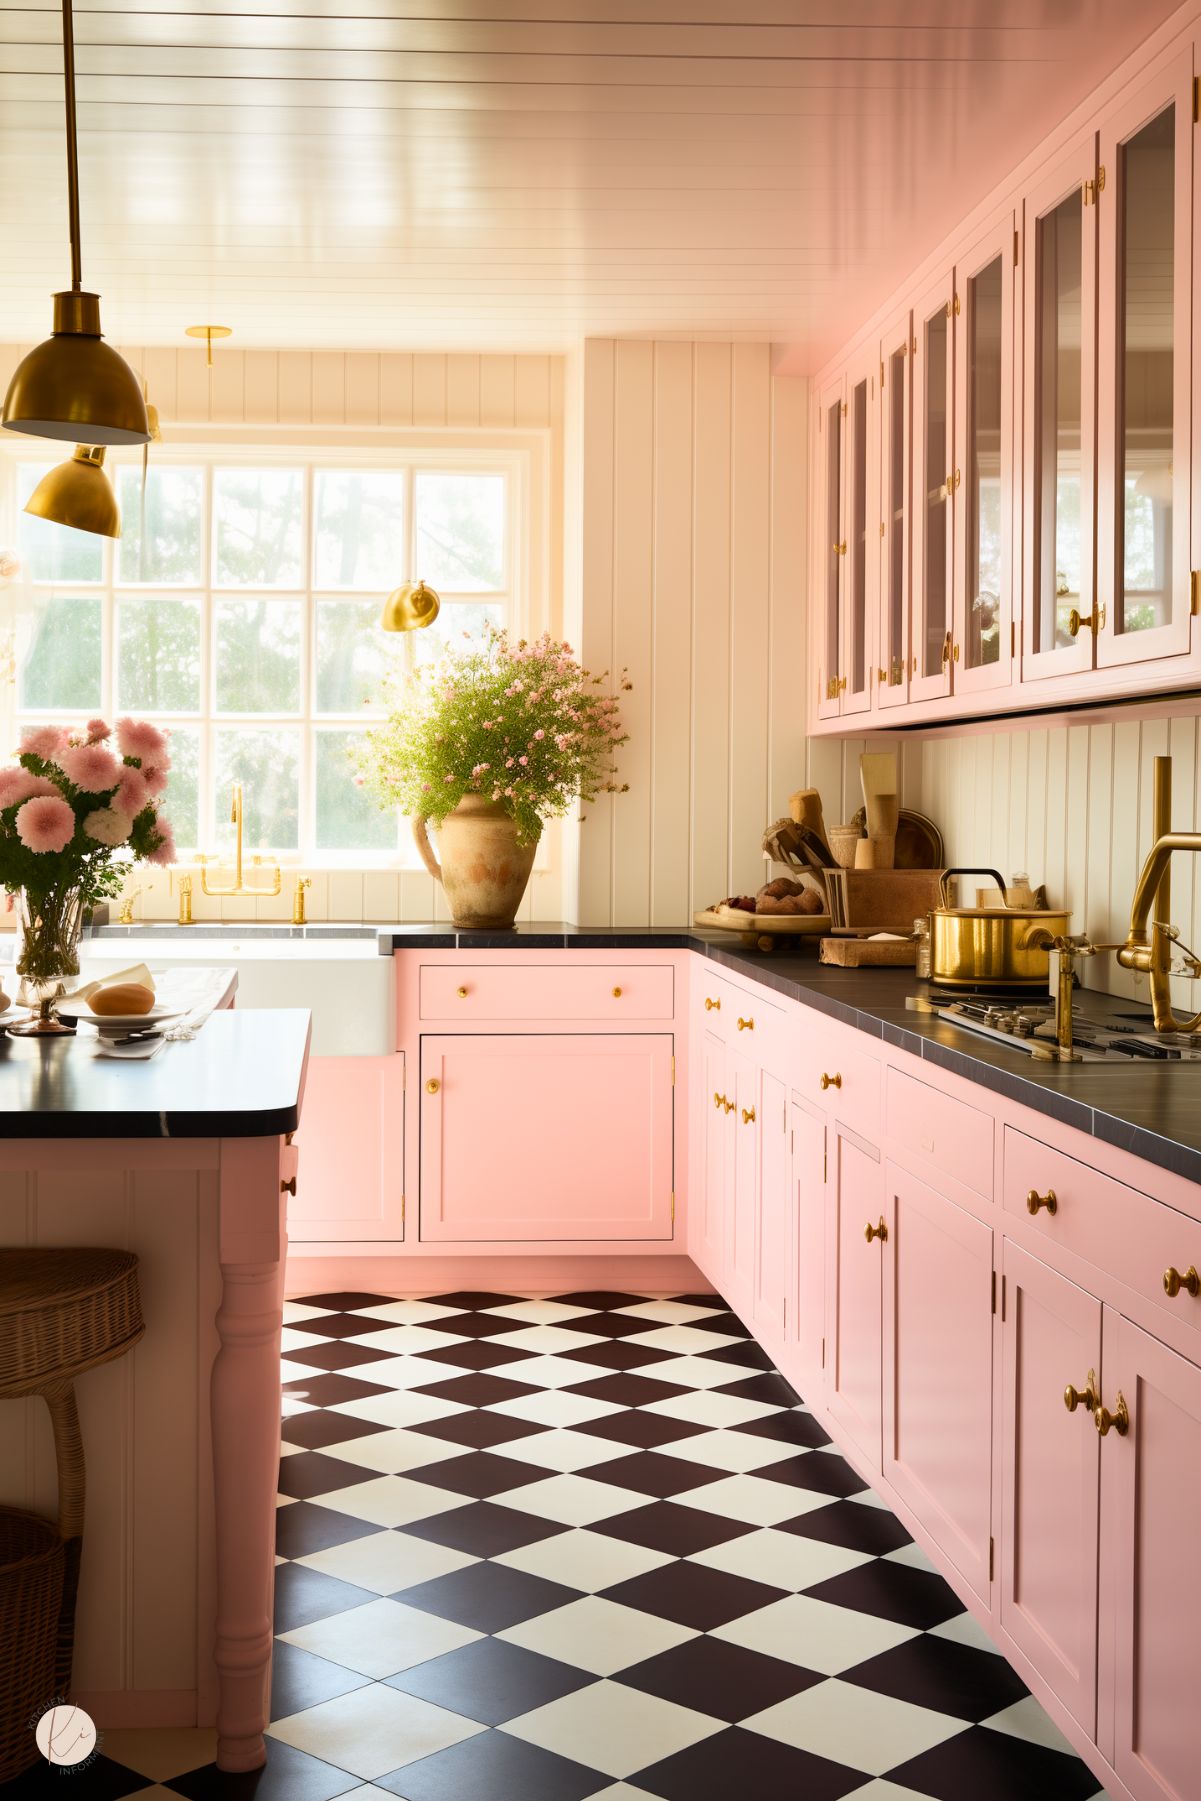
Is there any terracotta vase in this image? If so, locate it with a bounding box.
[413,798,538,929]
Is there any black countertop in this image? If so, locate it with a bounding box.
[0,1009,311,1139]
[377,923,1201,1186]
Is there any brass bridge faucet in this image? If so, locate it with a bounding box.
[198,782,282,899]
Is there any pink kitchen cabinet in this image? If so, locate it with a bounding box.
[729,1046,759,1313]
[790,1095,828,1401]
[1001,1242,1102,1737]
[827,1125,885,1471]
[1101,1308,1201,1801]
[418,1033,675,1242]
[883,1164,995,1602]
[753,1071,790,1345]
[288,1053,406,1244]
[700,1033,730,1273]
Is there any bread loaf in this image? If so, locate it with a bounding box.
[90,982,155,1016]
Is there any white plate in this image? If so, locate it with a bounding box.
[56,1001,183,1035]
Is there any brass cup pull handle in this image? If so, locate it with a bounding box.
[1095,1393,1130,1438]
[737,1017,754,1031]
[426,1078,441,1095]
[1026,1188,1058,1216]
[741,1107,756,1125]
[1164,1265,1200,1299]
[820,1072,842,1091]
[281,1176,297,1197]
[705,997,720,1011]
[865,1218,888,1243]
[1064,1370,1099,1414]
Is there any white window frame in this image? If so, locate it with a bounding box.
[1,436,545,870]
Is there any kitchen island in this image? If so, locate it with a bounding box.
[0,1005,310,1771]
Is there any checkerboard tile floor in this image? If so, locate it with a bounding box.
[18,1291,1112,1801]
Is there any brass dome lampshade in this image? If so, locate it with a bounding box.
[381,579,441,633]
[25,446,120,539]
[2,0,149,447]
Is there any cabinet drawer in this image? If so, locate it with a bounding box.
[695,971,788,1064]
[420,963,675,1021]
[1004,1127,1201,1338]
[795,1020,881,1142]
[886,1067,993,1202]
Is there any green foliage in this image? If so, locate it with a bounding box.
[21,598,102,711]
[356,628,629,845]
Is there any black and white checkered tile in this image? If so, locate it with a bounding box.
[34,1292,1111,1801]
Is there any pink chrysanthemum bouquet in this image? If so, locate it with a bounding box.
[0,717,176,994]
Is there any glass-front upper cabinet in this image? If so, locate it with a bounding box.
[1022,137,1099,681]
[952,214,1016,696]
[910,268,956,702]
[842,348,876,717]
[877,307,912,711]
[815,373,846,720]
[1096,50,1193,670]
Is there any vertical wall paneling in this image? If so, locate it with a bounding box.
[650,343,696,926]
[768,374,809,828]
[730,345,773,891]
[691,344,735,920]
[579,340,618,924]
[610,342,656,924]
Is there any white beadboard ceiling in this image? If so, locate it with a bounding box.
[0,0,1184,363]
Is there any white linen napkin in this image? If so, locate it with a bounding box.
[66,963,157,1004]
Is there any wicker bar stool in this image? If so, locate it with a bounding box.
[0,1248,144,1778]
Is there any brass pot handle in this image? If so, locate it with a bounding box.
[937,866,1009,908]
[1095,1392,1130,1438]
[1064,1370,1098,1414]
[865,1218,888,1243]
[1164,1265,1200,1299]
[1026,1188,1058,1216]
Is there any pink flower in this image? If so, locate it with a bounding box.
[519,755,528,767]
[57,741,122,793]
[114,766,150,816]
[116,717,169,763]
[83,807,130,848]
[86,718,111,742]
[142,764,169,798]
[471,763,490,779]
[0,768,57,810]
[19,724,66,761]
[147,817,177,866]
[15,794,75,853]
[533,729,545,741]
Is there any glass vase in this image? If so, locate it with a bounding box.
[13,886,85,1009]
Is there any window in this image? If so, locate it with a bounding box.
[8,452,519,860]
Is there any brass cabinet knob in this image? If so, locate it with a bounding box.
[877,667,888,682]
[426,1078,441,1095]
[1026,1188,1058,1216]
[713,1091,722,1109]
[820,1072,842,1090]
[704,997,720,1011]
[737,1017,754,1031]
[280,1176,297,1196]
[457,986,468,998]
[742,1107,756,1125]
[612,986,622,997]
[1064,1370,1098,1414]
[1095,1392,1130,1438]
[1163,1265,1200,1299]
[722,1097,735,1114]
[865,1218,888,1243]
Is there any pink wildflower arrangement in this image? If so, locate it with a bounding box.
[356,626,630,845]
[0,716,177,909]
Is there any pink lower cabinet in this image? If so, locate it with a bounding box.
[752,1071,790,1345]
[289,1054,406,1243]
[419,1033,675,1242]
[789,1095,827,1398]
[1101,1309,1201,1801]
[729,1048,759,1311]
[1000,1242,1101,1736]
[698,1033,730,1273]
[882,1166,994,1601]
[828,1124,884,1470]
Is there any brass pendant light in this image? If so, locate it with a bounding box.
[2,0,149,445]
[381,579,441,633]
[24,446,120,539]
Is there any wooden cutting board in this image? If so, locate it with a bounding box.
[819,935,917,967]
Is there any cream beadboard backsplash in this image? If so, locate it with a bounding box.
[812,711,1201,1007]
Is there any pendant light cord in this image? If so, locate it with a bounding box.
[61,0,82,292]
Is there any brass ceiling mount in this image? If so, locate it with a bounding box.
[185,325,233,368]
[1,0,149,445]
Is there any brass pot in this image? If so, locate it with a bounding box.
[929,867,1068,989]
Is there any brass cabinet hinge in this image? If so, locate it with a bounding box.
[1097,164,1106,193]
[1082,177,1095,206]
[401,1193,406,1226]
[671,1054,676,1086]
[1191,569,1200,615]
[989,1536,995,1582]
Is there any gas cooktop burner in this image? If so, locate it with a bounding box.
[909,993,1201,1063]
